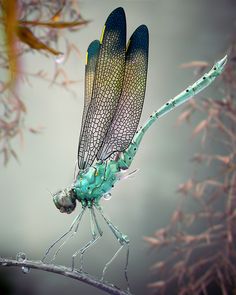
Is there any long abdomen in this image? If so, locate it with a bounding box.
[117,55,227,170]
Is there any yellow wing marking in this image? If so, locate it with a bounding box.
[126,39,131,52]
[85,51,88,65]
[100,25,106,44]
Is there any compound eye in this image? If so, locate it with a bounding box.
[59,207,65,213]
[70,188,77,199]
[53,188,77,214]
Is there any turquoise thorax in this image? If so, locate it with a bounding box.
[74,159,120,205]
[73,143,138,207]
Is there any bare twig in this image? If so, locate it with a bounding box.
[0,257,129,295]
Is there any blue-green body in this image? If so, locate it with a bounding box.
[73,142,137,207]
[46,8,227,285]
[72,54,227,208]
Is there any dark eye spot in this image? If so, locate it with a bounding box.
[214,67,216,70]
[166,102,169,105]
[134,148,136,151]
[203,76,206,80]
[88,186,90,190]
[112,185,114,187]
[129,157,131,160]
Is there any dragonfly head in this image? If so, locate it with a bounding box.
[53,187,76,214]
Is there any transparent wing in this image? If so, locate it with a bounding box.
[78,7,126,170]
[97,25,149,160]
[78,40,100,162]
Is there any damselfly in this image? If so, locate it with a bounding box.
[43,7,227,289]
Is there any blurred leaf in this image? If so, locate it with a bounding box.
[148,281,166,289]
[177,108,193,124]
[177,179,194,195]
[19,19,89,29]
[192,119,208,137]
[50,1,65,22]
[154,228,169,240]
[191,153,204,163]
[143,236,160,247]
[171,209,183,224]
[10,149,19,162]
[50,68,69,85]
[28,126,44,134]
[214,155,231,165]
[2,147,9,166]
[173,261,185,273]
[2,0,18,86]
[17,26,62,56]
[180,61,209,69]
[183,213,196,227]
[150,261,165,271]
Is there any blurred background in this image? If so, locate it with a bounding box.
[0,0,235,294]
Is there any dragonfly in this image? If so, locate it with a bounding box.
[43,6,227,288]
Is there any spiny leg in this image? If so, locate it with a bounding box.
[78,207,103,271]
[51,207,86,262]
[72,207,103,271]
[42,207,86,263]
[72,208,97,271]
[95,204,130,291]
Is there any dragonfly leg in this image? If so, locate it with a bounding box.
[42,207,86,263]
[71,206,103,271]
[95,204,130,291]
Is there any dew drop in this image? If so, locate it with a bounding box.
[22,266,30,274]
[103,193,112,201]
[16,252,30,274]
[55,52,65,64]
[16,252,27,262]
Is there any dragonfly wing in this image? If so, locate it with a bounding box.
[78,40,100,162]
[78,7,126,170]
[97,25,149,161]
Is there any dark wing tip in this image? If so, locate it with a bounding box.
[105,7,126,30]
[136,24,149,39]
[87,40,100,59]
[128,25,149,52]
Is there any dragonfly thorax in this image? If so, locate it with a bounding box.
[73,160,121,207]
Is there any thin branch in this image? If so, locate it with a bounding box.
[0,257,129,295]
